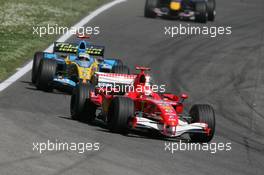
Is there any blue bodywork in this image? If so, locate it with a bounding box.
[41,40,121,89]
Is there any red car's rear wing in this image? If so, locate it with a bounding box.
[95,72,136,88]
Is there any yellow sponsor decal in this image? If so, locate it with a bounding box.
[56,43,103,55]
[78,67,92,80]
[170,2,181,10]
[86,48,103,55]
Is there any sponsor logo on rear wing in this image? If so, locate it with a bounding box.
[54,42,105,57]
[95,72,136,87]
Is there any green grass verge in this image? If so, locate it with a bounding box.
[0,0,110,81]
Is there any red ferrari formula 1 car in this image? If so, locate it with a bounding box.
[70,67,215,142]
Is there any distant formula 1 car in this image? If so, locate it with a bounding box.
[144,0,216,23]
[31,35,129,92]
[70,67,215,142]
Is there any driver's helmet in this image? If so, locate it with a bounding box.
[144,75,153,96]
[145,75,153,86]
[78,52,90,61]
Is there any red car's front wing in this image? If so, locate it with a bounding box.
[132,117,209,137]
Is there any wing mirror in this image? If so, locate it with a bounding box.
[179,93,188,103]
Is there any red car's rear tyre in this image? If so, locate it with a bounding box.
[112,65,130,74]
[189,104,215,143]
[111,59,123,66]
[71,83,96,122]
[108,97,134,134]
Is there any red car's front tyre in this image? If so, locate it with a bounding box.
[107,97,134,134]
[189,104,216,143]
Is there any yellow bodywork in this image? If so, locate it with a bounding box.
[65,56,99,83]
[170,2,181,11]
[76,62,98,80]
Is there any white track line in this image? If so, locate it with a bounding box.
[0,0,126,92]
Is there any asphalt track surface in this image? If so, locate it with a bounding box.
[0,0,264,174]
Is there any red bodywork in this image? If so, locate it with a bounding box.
[89,67,189,132]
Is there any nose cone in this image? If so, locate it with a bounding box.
[167,117,178,126]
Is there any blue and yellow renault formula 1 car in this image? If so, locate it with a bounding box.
[31,36,129,92]
[144,0,216,23]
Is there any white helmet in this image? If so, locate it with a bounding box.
[78,52,90,61]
